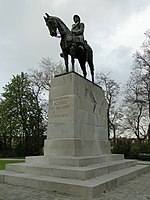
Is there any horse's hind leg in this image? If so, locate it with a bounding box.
[79,59,87,78]
[88,59,94,82]
[83,66,87,78]
[86,45,94,82]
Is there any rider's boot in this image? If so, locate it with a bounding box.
[60,53,64,58]
[78,45,84,52]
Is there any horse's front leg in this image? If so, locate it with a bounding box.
[63,53,69,72]
[70,46,75,71]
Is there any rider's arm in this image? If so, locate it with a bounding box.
[71,23,85,36]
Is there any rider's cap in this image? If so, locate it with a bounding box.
[73,14,80,21]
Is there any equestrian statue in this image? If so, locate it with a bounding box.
[43,13,94,82]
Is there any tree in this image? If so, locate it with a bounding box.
[133,30,150,141]
[96,72,121,143]
[28,57,64,94]
[0,99,10,155]
[28,57,64,123]
[0,72,46,156]
[122,70,148,142]
[122,30,150,142]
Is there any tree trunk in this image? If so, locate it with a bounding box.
[147,122,150,142]
[148,67,150,141]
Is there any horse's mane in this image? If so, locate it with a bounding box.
[52,16,70,33]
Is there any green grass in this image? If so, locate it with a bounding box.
[0,159,25,170]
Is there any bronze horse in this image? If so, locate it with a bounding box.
[44,13,94,82]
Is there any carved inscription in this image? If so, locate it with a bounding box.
[51,96,70,118]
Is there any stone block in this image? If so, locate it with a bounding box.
[46,72,111,156]
[6,163,27,173]
[47,122,81,139]
[48,104,74,124]
[52,72,74,87]
[0,173,4,183]
[44,138,84,156]
[78,97,95,113]
[50,83,74,100]
[80,124,94,140]
[94,126,108,140]
[94,140,111,155]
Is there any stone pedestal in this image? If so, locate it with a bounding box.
[0,72,149,198]
[44,72,110,156]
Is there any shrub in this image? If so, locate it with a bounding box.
[111,138,132,158]
[112,138,150,159]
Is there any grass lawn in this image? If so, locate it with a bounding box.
[0,159,25,170]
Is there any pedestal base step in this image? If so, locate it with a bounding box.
[5,159,137,180]
[26,154,124,167]
[0,164,149,198]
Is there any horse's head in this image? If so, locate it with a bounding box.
[44,13,57,37]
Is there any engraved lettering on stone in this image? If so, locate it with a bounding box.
[52,96,70,118]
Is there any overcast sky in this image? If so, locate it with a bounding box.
[0,0,150,94]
